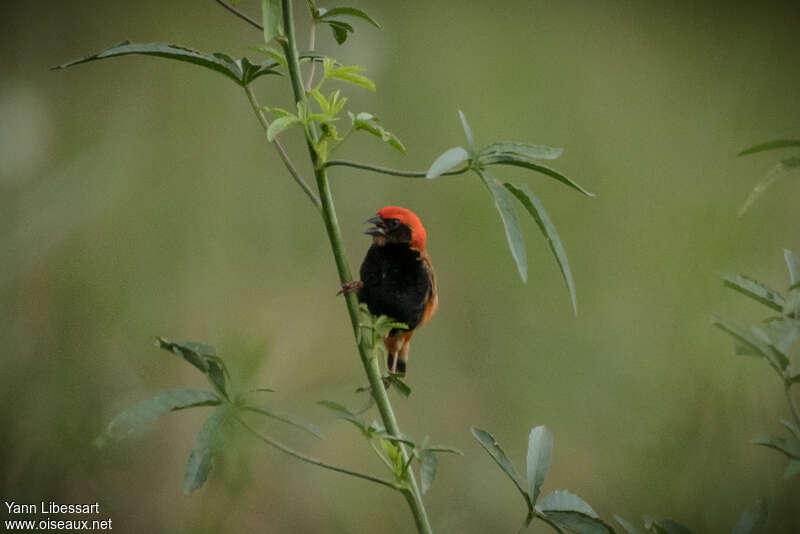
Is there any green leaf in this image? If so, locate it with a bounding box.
[470,426,531,509]
[349,112,406,153]
[425,445,464,455]
[537,491,615,534]
[526,426,554,504]
[711,317,789,374]
[184,405,234,495]
[156,337,210,373]
[426,147,469,179]
[731,498,767,534]
[267,115,301,141]
[738,139,800,156]
[420,449,438,495]
[241,406,323,438]
[507,183,577,314]
[643,518,695,534]
[458,110,475,152]
[751,434,800,460]
[261,0,282,44]
[781,419,800,443]
[317,400,371,436]
[388,374,412,397]
[251,45,288,68]
[323,61,376,91]
[784,459,800,479]
[477,170,527,283]
[319,7,381,28]
[479,141,564,161]
[53,41,280,88]
[785,249,800,287]
[761,319,800,355]
[380,438,405,478]
[97,388,220,446]
[738,156,800,216]
[723,274,785,312]
[479,153,595,197]
[329,22,350,44]
[615,516,645,534]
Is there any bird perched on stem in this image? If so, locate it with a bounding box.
[341,206,438,376]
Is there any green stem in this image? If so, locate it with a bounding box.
[235,414,399,490]
[280,1,433,532]
[244,84,321,210]
[326,159,470,178]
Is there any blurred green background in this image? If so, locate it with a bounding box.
[2,0,799,532]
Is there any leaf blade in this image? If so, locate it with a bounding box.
[477,170,527,283]
[723,274,785,312]
[731,498,768,534]
[261,0,282,44]
[53,41,249,87]
[507,183,577,314]
[738,139,800,156]
[479,141,563,161]
[458,110,475,152]
[526,426,554,503]
[241,406,323,439]
[183,405,234,495]
[320,7,381,28]
[470,426,531,509]
[479,154,595,197]
[426,147,469,179]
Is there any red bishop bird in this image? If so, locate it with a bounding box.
[344,206,438,376]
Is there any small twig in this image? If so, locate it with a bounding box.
[215,0,264,31]
[325,159,470,178]
[244,85,321,210]
[235,414,400,490]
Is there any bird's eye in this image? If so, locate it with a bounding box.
[386,219,400,229]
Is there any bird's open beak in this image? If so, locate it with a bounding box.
[364,215,385,236]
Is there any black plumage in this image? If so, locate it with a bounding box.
[357,242,431,331]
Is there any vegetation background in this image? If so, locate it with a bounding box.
[1,0,799,532]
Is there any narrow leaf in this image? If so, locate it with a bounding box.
[723,274,785,312]
[241,406,323,439]
[349,111,406,153]
[329,22,350,44]
[781,419,800,442]
[458,110,475,152]
[420,450,438,494]
[425,445,464,455]
[507,183,577,314]
[645,519,696,534]
[738,156,800,216]
[738,139,800,156]
[615,516,645,534]
[784,459,800,479]
[470,426,531,509]
[388,374,412,398]
[261,0,282,44]
[526,426,554,504]
[712,317,789,373]
[156,337,210,373]
[53,41,278,88]
[98,389,220,445]
[320,7,381,28]
[537,491,615,534]
[751,434,800,460]
[184,405,233,495]
[477,170,527,283]
[731,498,767,534]
[426,147,469,179]
[480,141,563,161]
[267,115,301,141]
[325,64,375,91]
[479,154,595,197]
[785,249,800,289]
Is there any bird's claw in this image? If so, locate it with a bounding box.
[337,280,364,296]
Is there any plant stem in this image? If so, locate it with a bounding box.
[235,414,400,490]
[326,159,469,178]
[304,23,317,92]
[243,84,322,210]
[279,1,433,532]
[215,0,263,31]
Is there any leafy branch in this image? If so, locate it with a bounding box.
[714,249,800,480]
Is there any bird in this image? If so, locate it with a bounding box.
[341,206,438,376]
